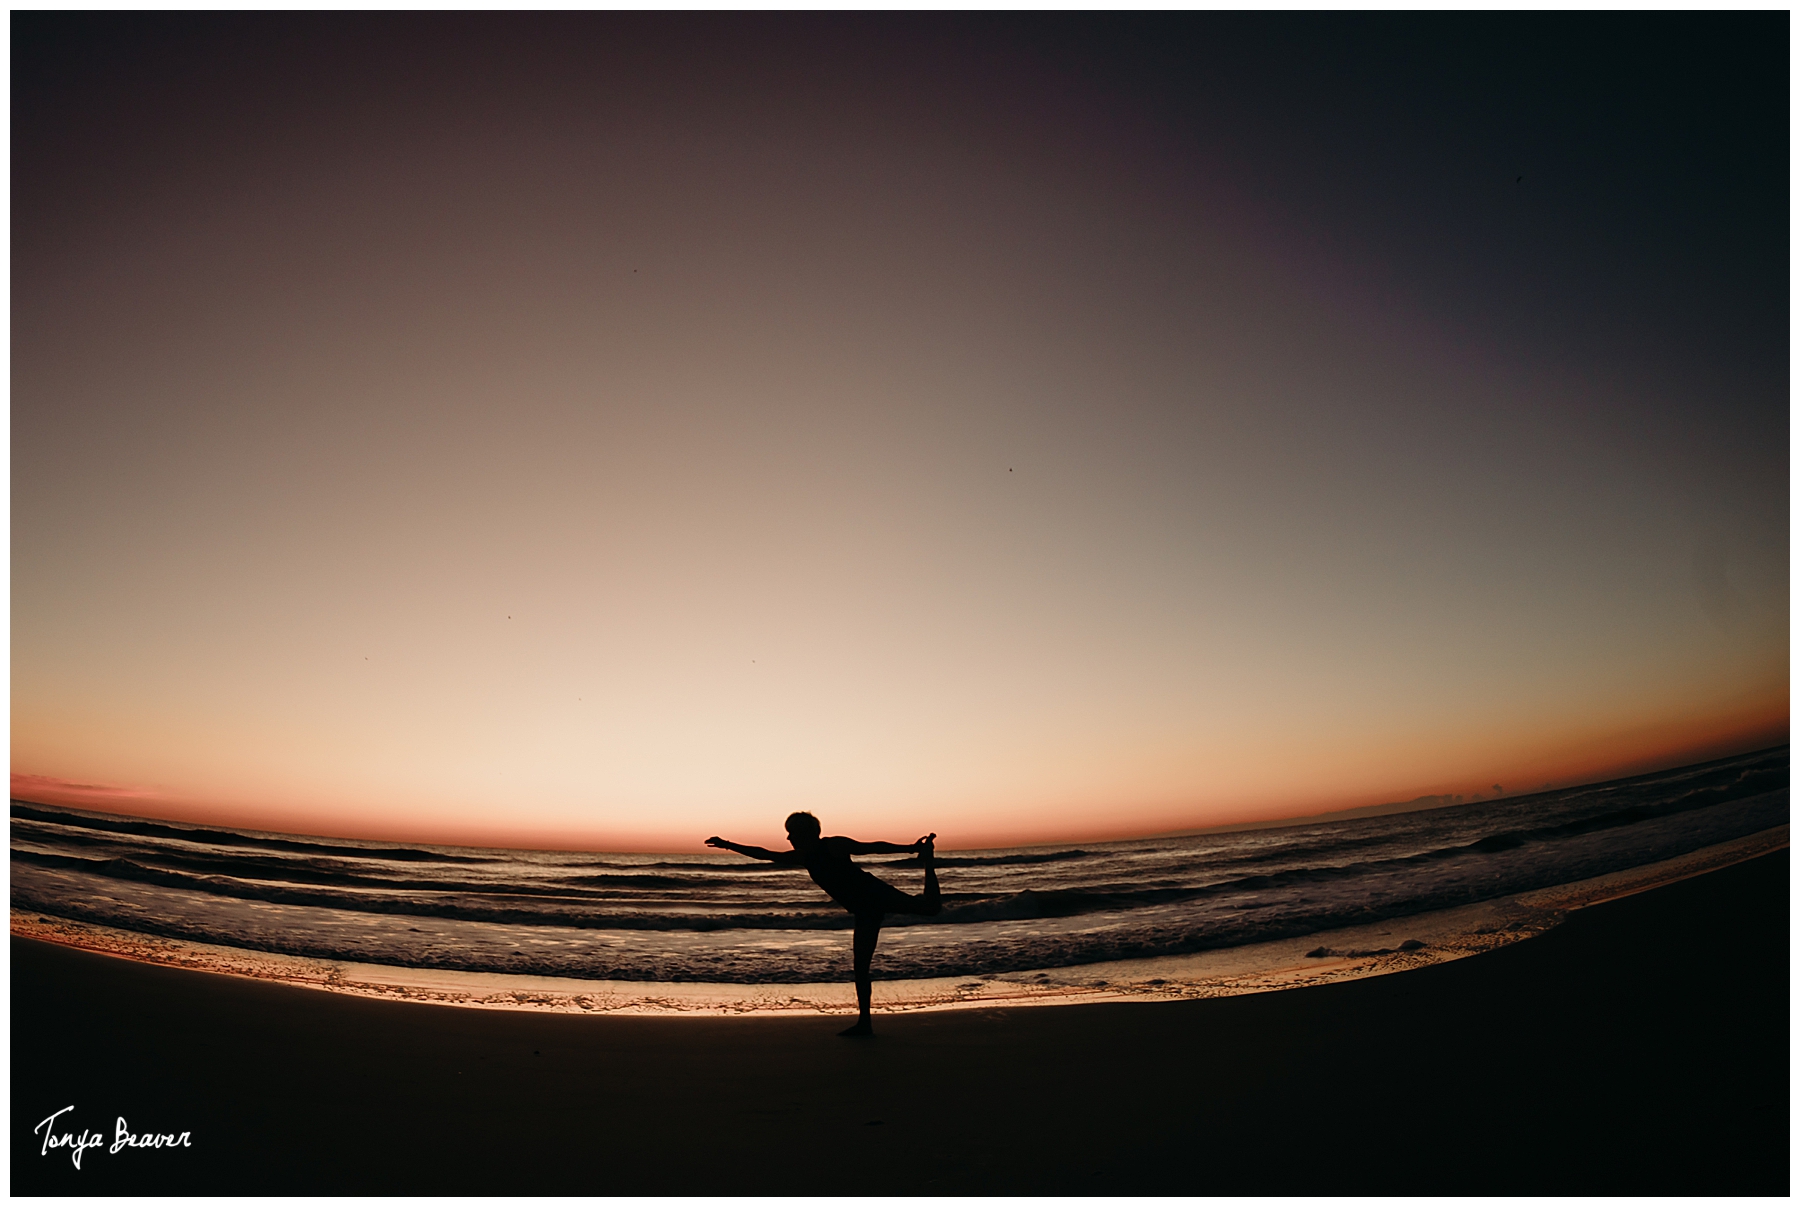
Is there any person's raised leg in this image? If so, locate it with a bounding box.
[881,837,941,918]
[920,834,940,914]
[840,916,881,1037]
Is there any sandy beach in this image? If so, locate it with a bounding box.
[11,847,1786,1195]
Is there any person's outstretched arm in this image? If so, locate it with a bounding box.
[837,835,933,855]
[706,836,800,864]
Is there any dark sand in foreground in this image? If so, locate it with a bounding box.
[12,851,1787,1195]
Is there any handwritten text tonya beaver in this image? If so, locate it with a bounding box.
[34,1105,193,1169]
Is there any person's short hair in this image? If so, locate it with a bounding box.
[785,811,821,838]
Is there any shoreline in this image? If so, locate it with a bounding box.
[12,846,1787,1194]
[11,823,1786,1016]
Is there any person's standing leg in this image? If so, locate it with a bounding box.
[841,915,881,1037]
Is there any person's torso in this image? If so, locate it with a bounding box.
[800,840,885,910]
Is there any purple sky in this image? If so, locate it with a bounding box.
[12,15,1787,849]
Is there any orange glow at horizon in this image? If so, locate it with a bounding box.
[13,693,1785,853]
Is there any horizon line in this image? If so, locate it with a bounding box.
[12,740,1787,857]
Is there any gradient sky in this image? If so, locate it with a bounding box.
[12,14,1788,851]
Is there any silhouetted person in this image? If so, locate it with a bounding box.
[707,812,940,1036]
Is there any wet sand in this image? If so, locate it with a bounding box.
[11,849,1787,1195]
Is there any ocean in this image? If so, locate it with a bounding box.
[11,746,1787,992]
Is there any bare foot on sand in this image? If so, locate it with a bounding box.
[838,1020,874,1038]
